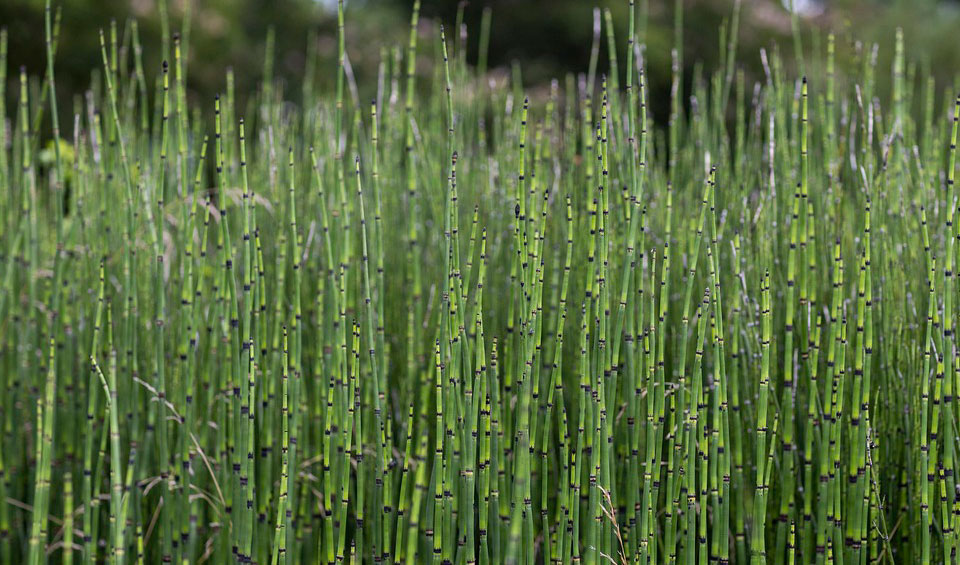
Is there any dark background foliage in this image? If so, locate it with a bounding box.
[3,0,960,127]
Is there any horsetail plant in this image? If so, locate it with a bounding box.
[3,2,960,565]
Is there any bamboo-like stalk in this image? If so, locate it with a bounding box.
[1,4,959,565]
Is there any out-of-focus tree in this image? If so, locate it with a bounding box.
[0,0,407,119]
[2,0,960,127]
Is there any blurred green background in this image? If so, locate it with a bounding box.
[3,0,960,124]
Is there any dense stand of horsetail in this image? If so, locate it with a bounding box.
[1,0,960,563]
